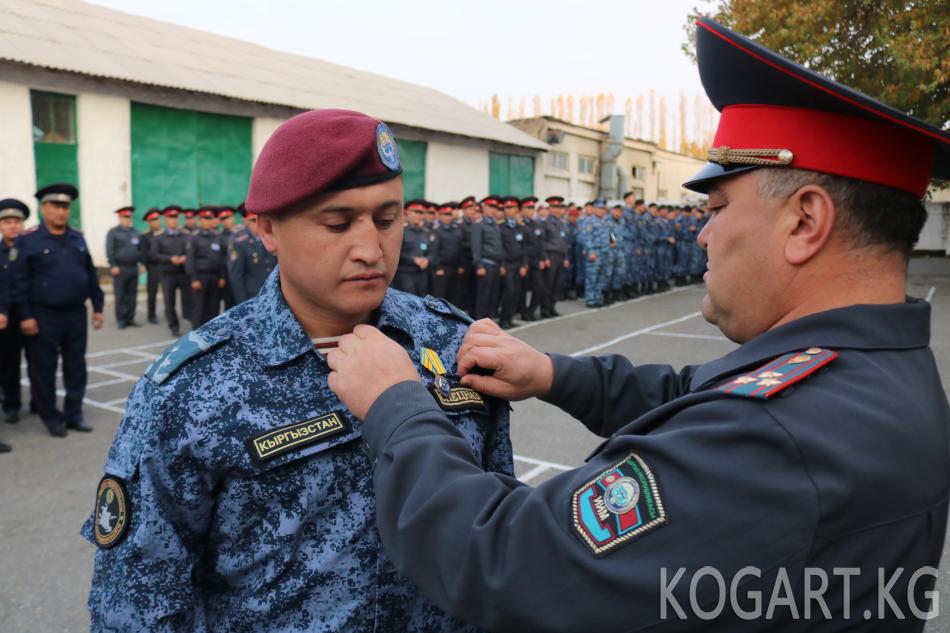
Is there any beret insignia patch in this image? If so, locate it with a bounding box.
[376,123,401,171]
[572,452,667,556]
[94,475,131,549]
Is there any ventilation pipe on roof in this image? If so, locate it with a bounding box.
[599,114,624,200]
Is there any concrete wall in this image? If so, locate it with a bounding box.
[252,117,288,163]
[425,140,489,201]
[77,93,132,265]
[0,80,37,222]
[918,202,950,254]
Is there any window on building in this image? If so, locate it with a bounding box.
[546,151,568,171]
[632,166,646,181]
[578,155,596,175]
[31,91,76,144]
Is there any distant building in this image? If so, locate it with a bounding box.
[0,0,547,264]
[509,116,706,203]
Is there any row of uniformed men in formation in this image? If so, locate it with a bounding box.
[106,203,276,336]
[0,184,276,449]
[392,192,709,328]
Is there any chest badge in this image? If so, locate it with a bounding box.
[247,411,353,463]
[419,347,451,397]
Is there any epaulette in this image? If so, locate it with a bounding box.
[423,295,474,324]
[22,226,39,235]
[145,329,231,385]
[718,347,837,400]
[234,233,248,242]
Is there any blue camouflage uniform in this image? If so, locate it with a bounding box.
[674,214,693,280]
[227,228,277,304]
[652,216,674,286]
[621,208,639,291]
[581,217,610,306]
[605,215,626,293]
[639,213,657,290]
[83,269,513,632]
[689,214,708,278]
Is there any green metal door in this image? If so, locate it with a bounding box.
[489,152,534,197]
[31,91,81,229]
[396,139,426,201]
[131,103,252,230]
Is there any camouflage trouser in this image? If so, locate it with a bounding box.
[623,244,638,287]
[584,252,607,305]
[675,242,692,277]
[607,246,627,290]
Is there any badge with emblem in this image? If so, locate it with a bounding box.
[94,475,131,549]
[572,452,667,556]
[376,123,401,171]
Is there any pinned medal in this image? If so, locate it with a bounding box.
[434,374,452,399]
[419,347,447,376]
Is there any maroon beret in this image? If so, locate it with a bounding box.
[246,109,403,214]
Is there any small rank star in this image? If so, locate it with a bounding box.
[757,378,782,387]
[788,355,812,364]
[733,376,758,385]
[806,347,823,355]
[757,371,782,379]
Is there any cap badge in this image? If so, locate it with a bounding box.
[376,123,401,171]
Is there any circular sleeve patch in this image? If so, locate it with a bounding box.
[94,475,131,549]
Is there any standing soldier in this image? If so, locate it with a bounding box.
[139,208,163,324]
[152,207,190,336]
[217,206,239,311]
[540,197,568,317]
[582,199,611,308]
[621,193,641,299]
[393,200,432,297]
[227,207,276,304]
[186,206,227,327]
[0,198,29,435]
[105,206,141,329]
[604,205,627,305]
[518,197,547,321]
[471,196,504,320]
[181,208,198,234]
[498,199,527,329]
[430,202,462,302]
[457,197,479,314]
[13,184,103,437]
[564,206,580,300]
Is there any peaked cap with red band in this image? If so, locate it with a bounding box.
[246,109,403,214]
[115,206,134,216]
[684,18,950,198]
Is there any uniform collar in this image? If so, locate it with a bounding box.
[690,300,932,391]
[254,272,415,368]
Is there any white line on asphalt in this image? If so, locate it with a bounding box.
[104,397,129,407]
[926,286,936,303]
[85,377,136,390]
[82,397,127,415]
[570,312,703,356]
[88,366,140,381]
[507,286,693,333]
[86,339,175,359]
[120,349,161,360]
[646,331,730,342]
[95,356,156,370]
[517,464,551,483]
[512,454,574,471]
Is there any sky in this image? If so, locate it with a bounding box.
[85,0,715,125]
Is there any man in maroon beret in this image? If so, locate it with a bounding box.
[86,108,512,632]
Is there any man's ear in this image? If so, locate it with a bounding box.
[256,215,279,254]
[784,185,837,266]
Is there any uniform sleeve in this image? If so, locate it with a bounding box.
[12,238,33,320]
[0,263,9,317]
[471,224,483,266]
[86,245,105,313]
[150,235,169,265]
[106,229,117,267]
[362,381,818,633]
[84,379,214,632]
[399,233,418,268]
[227,242,247,303]
[541,354,697,437]
[217,237,227,279]
[185,237,197,281]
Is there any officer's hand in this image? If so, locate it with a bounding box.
[499,266,507,276]
[21,318,39,336]
[457,266,465,275]
[0,313,7,330]
[435,269,445,277]
[456,319,554,401]
[327,325,420,420]
[92,313,104,330]
[476,267,486,277]
[218,279,226,288]
[110,266,120,276]
[588,253,597,262]
[519,266,527,278]
[563,258,570,269]
[191,280,202,290]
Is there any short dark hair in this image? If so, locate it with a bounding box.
[755,168,927,259]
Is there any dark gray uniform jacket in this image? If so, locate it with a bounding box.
[362,300,949,632]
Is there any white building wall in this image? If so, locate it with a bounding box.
[424,141,489,201]
[77,92,132,266]
[252,117,287,163]
[0,80,37,221]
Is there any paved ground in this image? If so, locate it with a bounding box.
[1,259,949,631]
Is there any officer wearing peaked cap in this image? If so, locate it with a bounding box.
[152,206,191,336]
[13,184,103,437]
[84,108,512,632]
[227,206,276,304]
[105,206,141,328]
[327,18,950,632]
[139,207,164,324]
